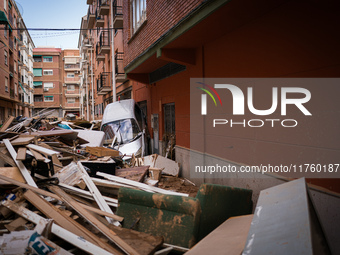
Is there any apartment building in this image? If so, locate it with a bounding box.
[79,0,130,121]
[0,0,34,124]
[32,47,63,118]
[62,49,81,117]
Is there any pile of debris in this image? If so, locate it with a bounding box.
[0,115,199,254]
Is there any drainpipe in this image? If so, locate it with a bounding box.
[111,0,116,102]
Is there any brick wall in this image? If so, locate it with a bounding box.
[123,0,204,66]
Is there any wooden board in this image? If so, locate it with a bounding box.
[0,174,122,221]
[23,190,120,255]
[86,146,120,157]
[185,215,253,255]
[16,148,27,161]
[28,149,46,161]
[0,150,16,167]
[8,136,35,146]
[0,167,25,185]
[49,185,141,255]
[115,166,149,182]
[21,129,76,137]
[0,116,15,131]
[3,139,37,188]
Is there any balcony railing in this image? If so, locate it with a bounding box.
[96,43,105,61]
[112,0,123,29]
[95,8,105,28]
[97,72,112,95]
[87,5,96,28]
[98,30,110,55]
[98,0,110,16]
[64,64,80,70]
[9,88,14,98]
[64,77,81,83]
[115,52,125,83]
[9,38,13,51]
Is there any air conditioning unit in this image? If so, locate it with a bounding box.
[63,84,67,87]
[43,88,49,92]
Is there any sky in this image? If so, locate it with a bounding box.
[15,0,89,49]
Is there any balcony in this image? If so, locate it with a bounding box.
[98,30,110,55]
[87,5,96,28]
[96,43,105,62]
[97,72,112,95]
[95,8,105,27]
[112,0,123,29]
[87,0,94,4]
[115,52,125,83]
[9,38,14,52]
[10,89,14,99]
[64,77,81,84]
[98,0,110,15]
[64,63,80,71]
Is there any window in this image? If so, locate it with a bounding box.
[33,56,42,62]
[67,98,75,103]
[44,96,54,102]
[44,82,54,89]
[33,81,43,87]
[14,61,16,73]
[4,0,6,11]
[5,77,8,92]
[4,25,7,38]
[131,0,147,34]
[34,95,43,102]
[14,83,17,94]
[43,56,53,62]
[43,70,53,75]
[67,73,75,78]
[4,50,7,65]
[33,68,42,76]
[67,85,75,91]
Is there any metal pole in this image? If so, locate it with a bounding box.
[91,47,94,121]
[111,0,116,102]
[86,61,89,121]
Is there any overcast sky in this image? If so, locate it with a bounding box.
[16,0,88,49]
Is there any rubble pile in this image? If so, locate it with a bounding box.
[0,115,198,254]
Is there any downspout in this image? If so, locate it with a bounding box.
[111,0,116,102]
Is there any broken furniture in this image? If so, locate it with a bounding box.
[196,183,253,241]
[243,178,331,255]
[116,187,201,248]
[116,183,253,248]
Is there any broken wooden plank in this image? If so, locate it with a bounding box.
[21,129,76,137]
[86,146,120,157]
[49,185,141,255]
[0,167,25,185]
[58,182,118,207]
[23,190,121,254]
[26,144,60,156]
[28,149,46,161]
[0,150,16,167]
[3,139,37,188]
[115,166,149,182]
[16,148,27,161]
[7,136,35,146]
[1,200,114,255]
[0,174,122,221]
[77,162,119,226]
[97,172,189,197]
[0,116,15,132]
[4,217,27,232]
